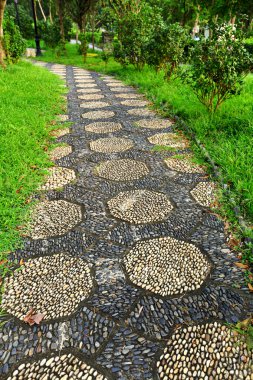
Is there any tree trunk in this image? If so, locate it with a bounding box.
[49,0,53,23]
[91,11,95,50]
[0,0,7,67]
[37,0,47,22]
[57,0,65,43]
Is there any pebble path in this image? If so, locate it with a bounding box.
[0,62,252,380]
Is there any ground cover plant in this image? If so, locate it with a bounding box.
[0,61,65,283]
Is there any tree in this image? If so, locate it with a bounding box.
[66,0,96,31]
[183,23,253,112]
[0,0,6,67]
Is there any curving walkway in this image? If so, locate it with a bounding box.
[0,63,252,380]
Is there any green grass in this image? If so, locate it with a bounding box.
[0,61,65,254]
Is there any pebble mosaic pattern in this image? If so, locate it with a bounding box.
[148,132,188,148]
[82,110,115,119]
[96,159,149,181]
[50,128,70,138]
[77,88,101,93]
[121,100,149,107]
[49,145,72,161]
[157,322,253,379]
[136,119,173,129]
[80,101,110,109]
[115,93,144,99]
[39,167,76,190]
[164,155,206,173]
[85,122,122,134]
[123,237,211,296]
[78,94,105,100]
[7,354,108,380]
[29,200,82,239]
[127,108,156,117]
[90,137,134,153]
[2,253,93,320]
[191,181,216,207]
[108,190,173,224]
[2,63,251,380]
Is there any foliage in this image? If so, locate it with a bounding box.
[3,16,26,63]
[146,22,189,79]
[39,17,72,48]
[232,318,253,351]
[5,3,33,39]
[78,32,88,60]
[183,23,253,112]
[113,3,160,70]
[101,43,113,66]
[85,31,102,45]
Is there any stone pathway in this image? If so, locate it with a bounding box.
[0,63,252,380]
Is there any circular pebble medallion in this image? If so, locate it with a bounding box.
[78,94,105,100]
[77,88,101,93]
[90,137,134,153]
[80,101,110,109]
[191,181,216,207]
[82,111,115,120]
[29,200,82,239]
[121,100,148,107]
[148,133,188,148]
[136,119,172,129]
[123,237,211,296]
[108,190,173,223]
[7,354,108,380]
[115,93,144,99]
[127,108,156,117]
[110,87,131,92]
[85,122,122,134]
[49,145,72,161]
[108,82,126,87]
[96,159,149,181]
[76,83,98,88]
[164,156,205,173]
[39,167,76,190]
[157,322,253,380]
[2,253,93,320]
[50,128,70,138]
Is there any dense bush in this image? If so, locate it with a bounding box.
[85,31,102,45]
[146,22,189,79]
[39,18,72,48]
[5,4,33,39]
[114,5,160,70]
[183,23,253,112]
[3,17,26,64]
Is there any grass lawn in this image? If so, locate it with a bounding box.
[36,43,253,233]
[0,61,65,256]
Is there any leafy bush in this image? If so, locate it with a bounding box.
[101,43,113,66]
[244,37,253,55]
[183,23,253,112]
[146,22,189,79]
[85,31,102,46]
[114,5,160,70]
[39,18,72,48]
[5,4,34,39]
[78,33,88,61]
[3,17,26,64]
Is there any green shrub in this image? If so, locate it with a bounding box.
[5,3,34,39]
[114,5,160,70]
[3,16,26,64]
[146,22,189,79]
[183,23,253,112]
[39,18,72,48]
[78,33,88,61]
